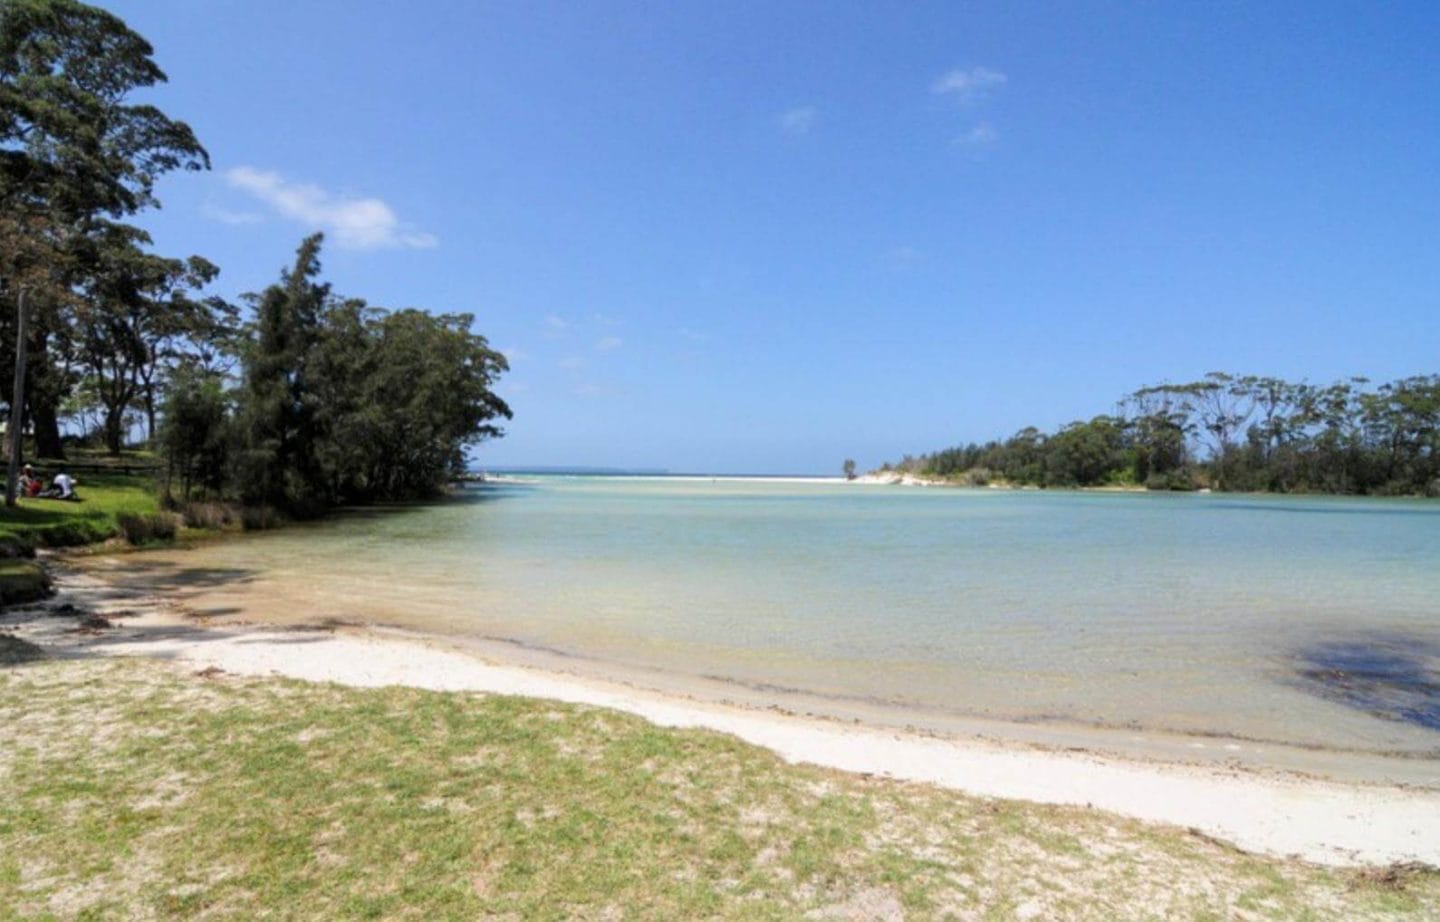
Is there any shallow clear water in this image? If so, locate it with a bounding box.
[152,478,1440,754]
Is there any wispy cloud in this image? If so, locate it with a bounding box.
[499,345,528,364]
[201,202,264,226]
[777,106,818,136]
[931,66,1007,103]
[679,327,708,342]
[558,356,586,371]
[544,314,571,332]
[225,166,437,250]
[953,122,999,148]
[595,336,622,352]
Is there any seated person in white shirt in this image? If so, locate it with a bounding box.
[39,470,78,500]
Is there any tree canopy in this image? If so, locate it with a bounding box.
[885,372,1440,497]
[2,2,512,513]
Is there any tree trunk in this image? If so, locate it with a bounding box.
[27,329,65,459]
[31,393,63,459]
[103,405,124,455]
[145,386,157,444]
[6,288,28,507]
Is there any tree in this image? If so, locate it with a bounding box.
[1,0,209,457]
[158,365,227,501]
[1043,416,1129,487]
[228,235,512,513]
[69,221,219,452]
[842,459,856,480]
[232,235,328,511]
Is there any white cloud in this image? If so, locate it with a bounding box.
[201,202,264,226]
[225,166,437,250]
[595,336,622,352]
[543,314,571,333]
[954,122,999,147]
[558,356,586,371]
[777,106,818,136]
[931,67,1007,102]
[499,346,528,364]
[679,327,708,342]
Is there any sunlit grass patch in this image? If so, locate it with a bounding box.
[1,658,1435,919]
[0,470,158,548]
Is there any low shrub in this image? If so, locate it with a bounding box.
[0,559,52,607]
[1145,471,1197,492]
[0,536,35,559]
[116,512,180,546]
[240,505,284,531]
[180,501,237,530]
[34,521,114,548]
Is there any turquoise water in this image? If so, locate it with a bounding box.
[146,477,1440,755]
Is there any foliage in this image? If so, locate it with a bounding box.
[891,372,1440,495]
[209,235,511,515]
[1,6,509,510]
[114,509,177,544]
[175,499,235,531]
[158,365,228,500]
[0,556,47,605]
[0,0,210,458]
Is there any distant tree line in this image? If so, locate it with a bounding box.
[2,0,510,514]
[884,372,1440,496]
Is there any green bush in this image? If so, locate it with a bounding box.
[0,559,52,607]
[34,521,114,548]
[1144,471,1196,492]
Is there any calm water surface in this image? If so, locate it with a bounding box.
[155,478,1440,755]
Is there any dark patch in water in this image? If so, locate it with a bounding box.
[1291,632,1440,732]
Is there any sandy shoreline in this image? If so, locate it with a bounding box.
[1,555,1436,868]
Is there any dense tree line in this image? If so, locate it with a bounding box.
[885,372,1440,496]
[2,0,510,513]
[163,235,511,513]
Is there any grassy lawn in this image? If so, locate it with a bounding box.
[1,658,1434,919]
[0,469,158,548]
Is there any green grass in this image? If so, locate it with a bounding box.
[0,559,50,606]
[2,658,1435,919]
[0,470,158,548]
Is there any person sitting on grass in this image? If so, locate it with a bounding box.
[38,469,78,501]
[18,464,42,498]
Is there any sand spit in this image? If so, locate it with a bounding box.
[4,563,1439,869]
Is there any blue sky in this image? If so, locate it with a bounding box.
[110,1,1438,474]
